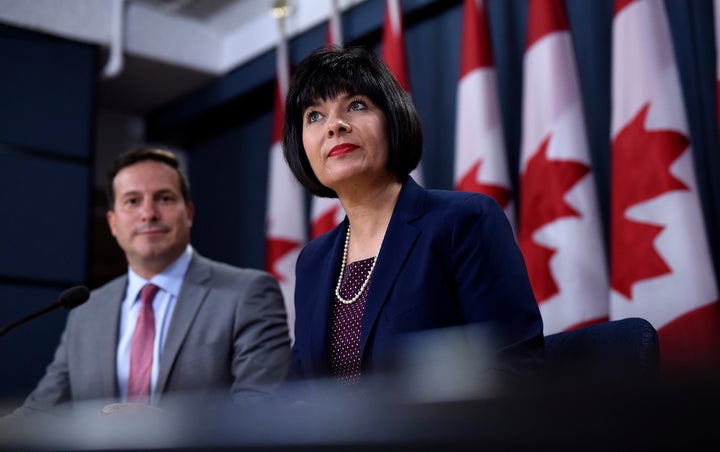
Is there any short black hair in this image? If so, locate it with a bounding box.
[282,45,423,197]
[106,147,191,209]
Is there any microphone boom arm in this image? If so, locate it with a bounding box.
[0,285,90,339]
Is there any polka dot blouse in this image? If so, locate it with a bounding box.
[330,256,375,385]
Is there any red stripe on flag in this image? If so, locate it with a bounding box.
[658,302,720,377]
[271,79,284,144]
[526,0,569,50]
[563,316,610,332]
[614,0,637,16]
[382,0,411,92]
[459,0,494,79]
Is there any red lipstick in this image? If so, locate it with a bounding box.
[329,143,358,157]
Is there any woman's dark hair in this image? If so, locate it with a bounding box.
[106,147,191,209]
[283,45,423,198]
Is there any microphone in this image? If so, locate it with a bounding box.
[0,285,90,339]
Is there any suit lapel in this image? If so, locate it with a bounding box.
[360,178,425,358]
[95,276,126,398]
[154,254,210,397]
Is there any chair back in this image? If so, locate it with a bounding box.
[544,317,659,383]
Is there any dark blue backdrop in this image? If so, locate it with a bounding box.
[0,24,95,408]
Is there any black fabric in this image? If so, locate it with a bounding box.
[544,317,659,383]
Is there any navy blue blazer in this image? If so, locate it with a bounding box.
[289,178,544,385]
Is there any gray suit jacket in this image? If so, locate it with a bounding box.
[15,253,291,415]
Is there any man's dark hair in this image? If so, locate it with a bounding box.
[106,147,191,209]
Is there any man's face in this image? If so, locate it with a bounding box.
[107,160,194,277]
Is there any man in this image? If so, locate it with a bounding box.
[12,147,291,415]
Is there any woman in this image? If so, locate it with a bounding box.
[283,46,543,392]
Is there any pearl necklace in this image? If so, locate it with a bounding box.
[335,225,378,305]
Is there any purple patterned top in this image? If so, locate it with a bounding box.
[330,257,375,384]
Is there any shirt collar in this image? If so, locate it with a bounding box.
[126,245,194,303]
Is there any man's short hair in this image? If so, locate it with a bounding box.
[106,147,191,209]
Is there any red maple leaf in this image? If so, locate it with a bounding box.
[455,160,513,209]
[611,103,689,299]
[266,238,301,282]
[519,135,590,302]
[311,205,341,239]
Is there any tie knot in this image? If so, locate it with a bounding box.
[140,284,159,306]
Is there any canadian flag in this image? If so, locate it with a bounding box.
[265,18,306,343]
[382,0,423,185]
[611,0,720,374]
[453,0,514,229]
[310,0,346,239]
[519,0,608,334]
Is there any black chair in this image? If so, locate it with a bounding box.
[543,317,660,384]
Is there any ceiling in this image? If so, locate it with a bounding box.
[99,0,267,114]
[96,47,215,115]
[0,0,367,115]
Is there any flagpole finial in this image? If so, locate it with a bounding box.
[272,0,293,19]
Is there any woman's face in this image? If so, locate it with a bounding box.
[301,92,390,192]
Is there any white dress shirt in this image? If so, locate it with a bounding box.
[116,245,193,402]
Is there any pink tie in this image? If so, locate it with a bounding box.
[127,283,159,403]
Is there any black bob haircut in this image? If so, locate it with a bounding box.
[282,46,423,198]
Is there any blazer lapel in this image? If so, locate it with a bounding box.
[307,223,347,378]
[154,254,210,398]
[94,276,126,399]
[360,178,425,358]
